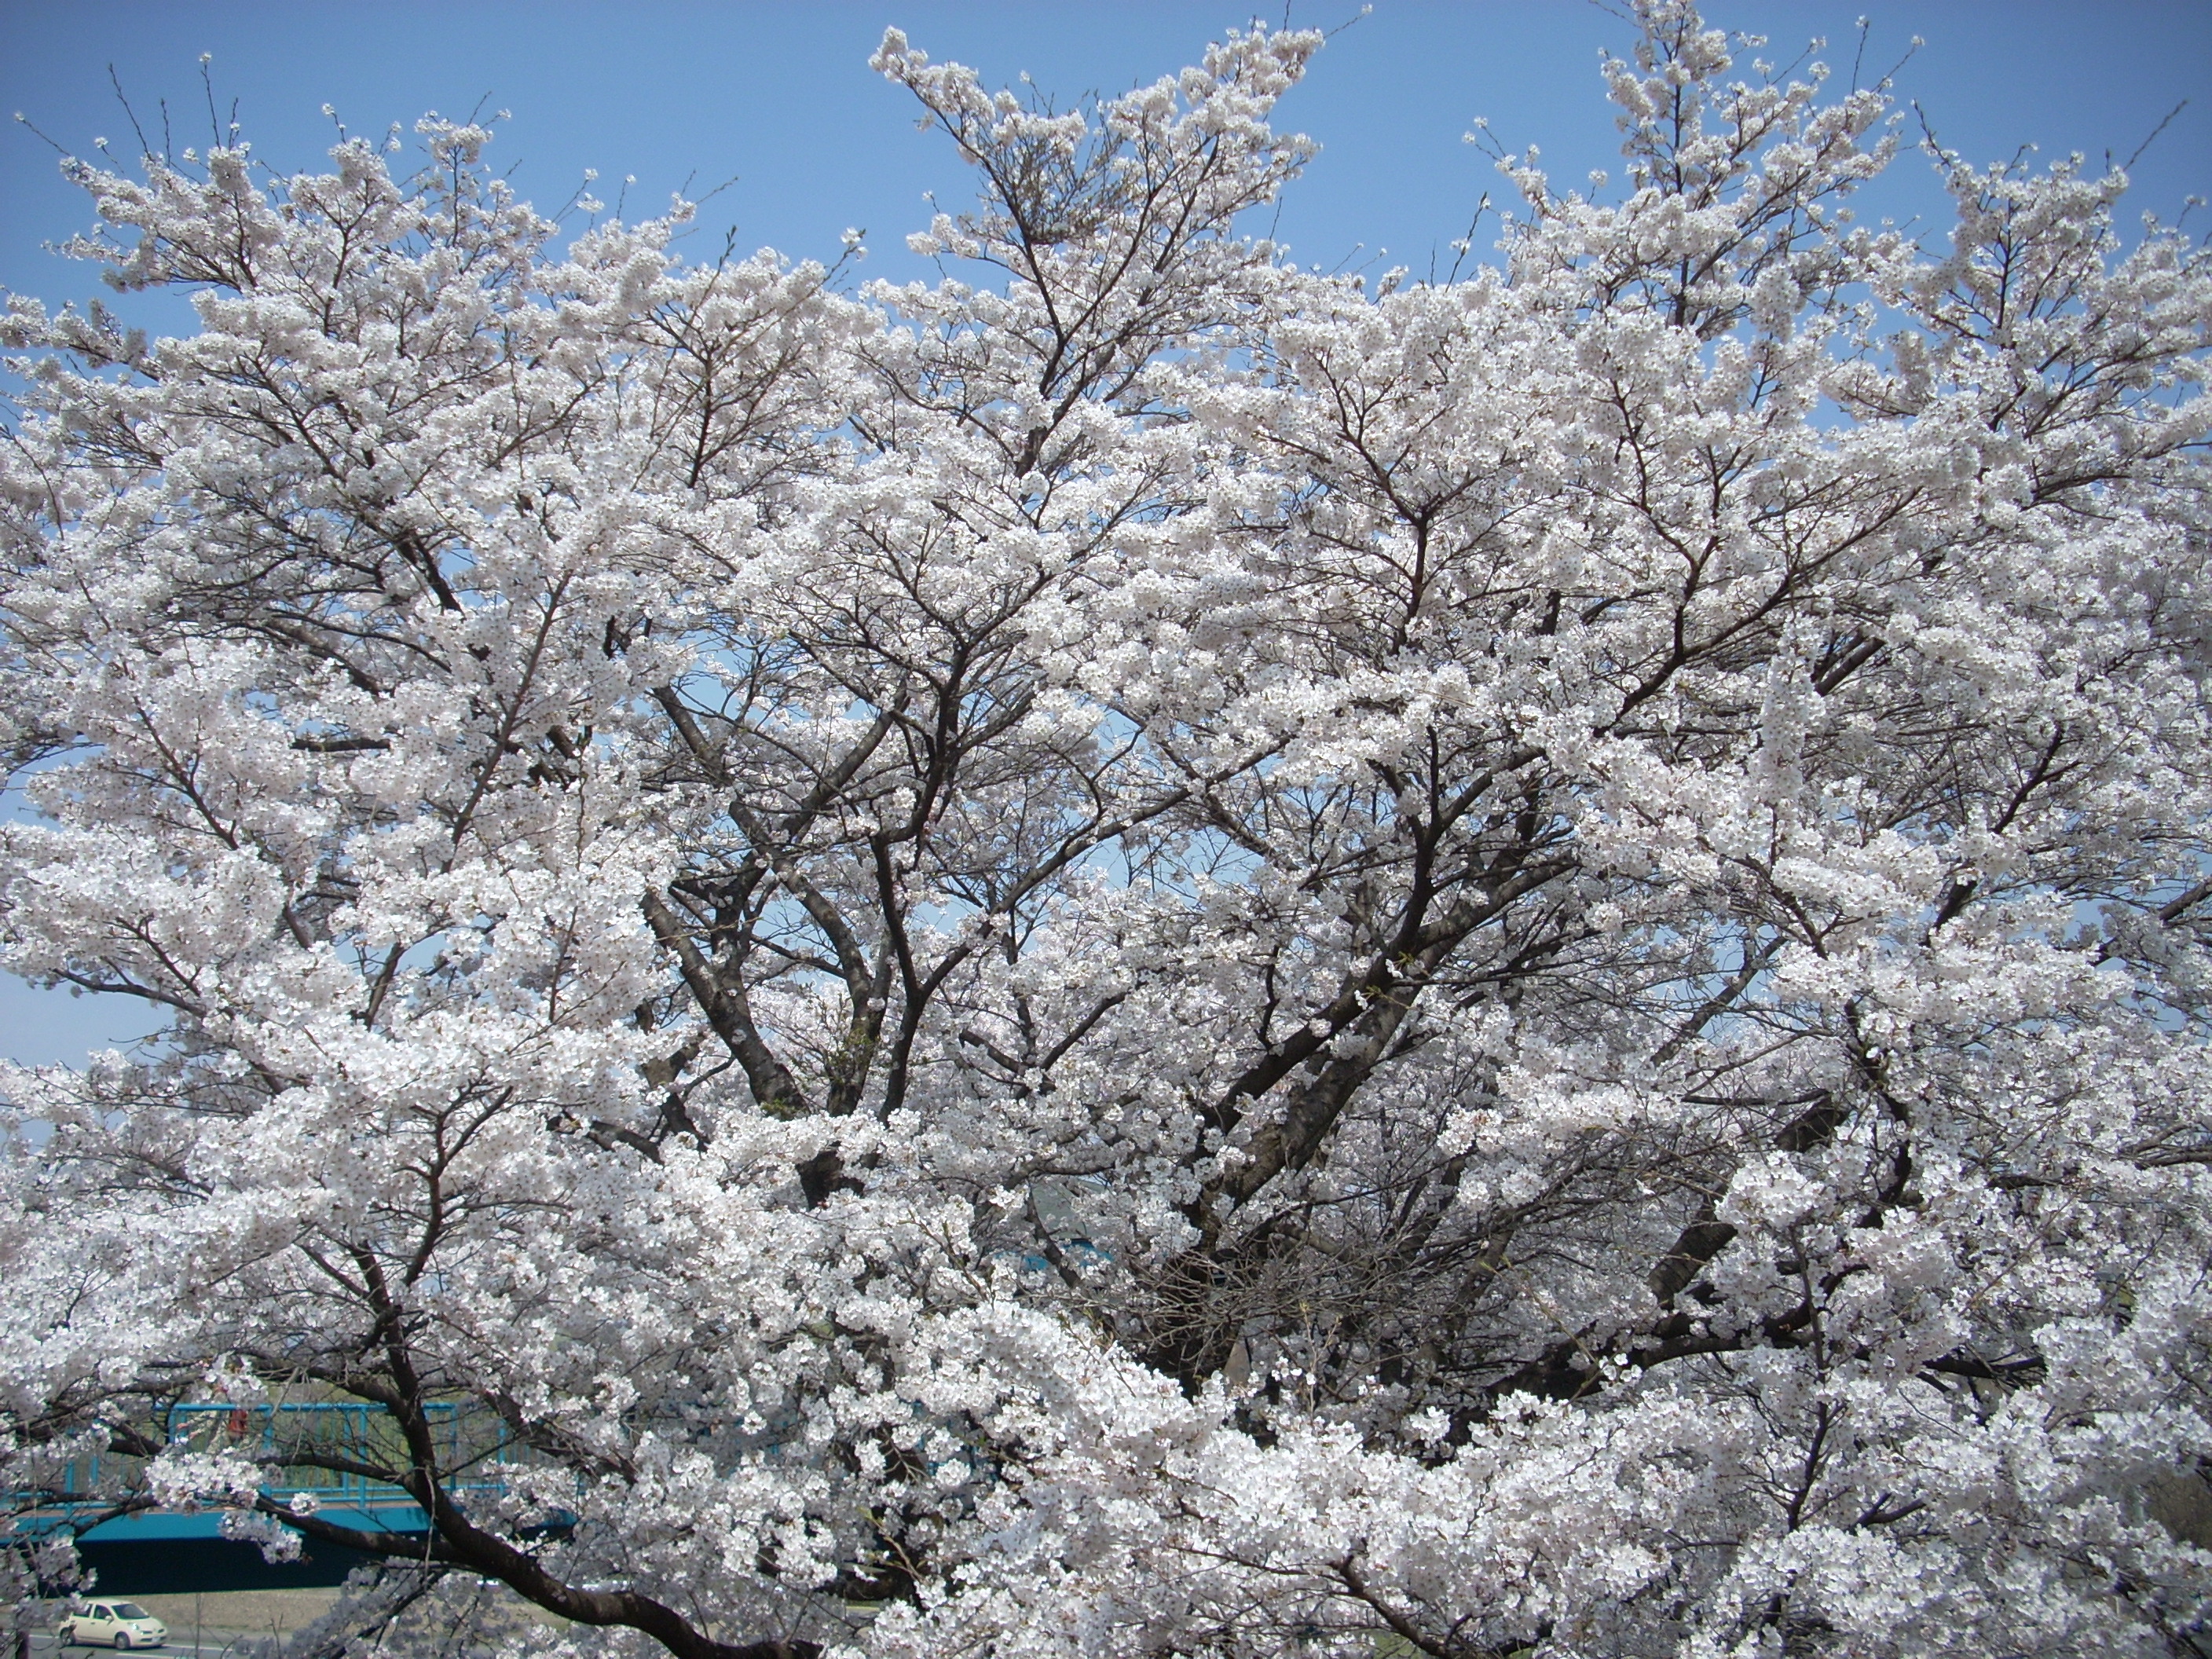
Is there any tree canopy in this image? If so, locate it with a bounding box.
[4,5,2209,1655]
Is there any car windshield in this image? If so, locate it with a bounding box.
[112,1606,149,1621]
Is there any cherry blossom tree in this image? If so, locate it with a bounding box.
[4,5,2209,1655]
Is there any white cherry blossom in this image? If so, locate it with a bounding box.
[3,5,2208,1656]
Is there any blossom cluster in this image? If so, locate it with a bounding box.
[3,5,2207,1655]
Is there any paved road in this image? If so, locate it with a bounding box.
[29,1636,269,1658]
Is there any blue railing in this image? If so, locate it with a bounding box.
[14,1400,520,1543]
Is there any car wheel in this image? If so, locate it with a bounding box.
[113,1635,130,1650]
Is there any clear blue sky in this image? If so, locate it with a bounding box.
[2,0,2208,1067]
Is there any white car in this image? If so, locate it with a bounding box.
[57,1603,167,1650]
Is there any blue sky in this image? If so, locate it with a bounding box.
[2,0,2208,1067]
